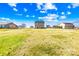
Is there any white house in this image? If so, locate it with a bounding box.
[58,23,74,29]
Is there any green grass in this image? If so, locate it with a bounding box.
[0,29,79,56]
[0,29,29,56]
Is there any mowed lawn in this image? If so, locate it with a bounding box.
[0,29,79,56]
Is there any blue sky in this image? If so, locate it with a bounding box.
[0,3,79,27]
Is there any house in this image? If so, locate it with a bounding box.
[35,20,45,29]
[30,26,34,28]
[0,22,18,29]
[18,23,26,28]
[58,23,74,29]
[53,25,62,29]
[46,25,51,28]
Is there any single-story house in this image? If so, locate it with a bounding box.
[58,23,74,29]
[0,22,18,29]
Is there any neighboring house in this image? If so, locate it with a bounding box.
[46,25,51,28]
[0,22,18,29]
[58,23,74,29]
[30,26,34,28]
[35,20,45,29]
[53,25,62,29]
[18,24,26,28]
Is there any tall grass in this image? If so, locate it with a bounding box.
[0,29,79,56]
[0,29,29,56]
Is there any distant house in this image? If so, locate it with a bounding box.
[35,20,45,29]
[30,26,34,28]
[46,25,51,28]
[53,25,62,29]
[18,23,26,28]
[0,22,18,29]
[58,23,74,29]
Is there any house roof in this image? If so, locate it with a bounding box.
[62,23,74,25]
[0,22,14,25]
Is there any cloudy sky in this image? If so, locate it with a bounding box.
[0,3,79,27]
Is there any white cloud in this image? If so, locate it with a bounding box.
[40,10,46,13]
[1,18,5,20]
[8,3,17,7]
[45,16,58,22]
[0,17,12,22]
[1,18,10,20]
[38,17,43,19]
[60,15,66,19]
[67,11,71,15]
[61,12,65,15]
[36,3,43,10]
[44,3,57,10]
[8,3,18,12]
[32,15,35,18]
[48,14,59,18]
[24,8,27,12]
[26,15,29,17]
[68,5,71,9]
[39,16,53,21]
[39,14,59,22]
[36,3,57,11]
[44,16,53,20]
[13,8,18,11]
[72,3,79,8]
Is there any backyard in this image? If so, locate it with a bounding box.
[0,29,79,56]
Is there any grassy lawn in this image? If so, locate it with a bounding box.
[0,29,79,56]
[0,29,29,56]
